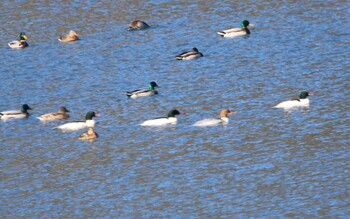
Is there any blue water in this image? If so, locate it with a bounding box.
[1,0,349,218]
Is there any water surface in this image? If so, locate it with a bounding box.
[1,0,349,218]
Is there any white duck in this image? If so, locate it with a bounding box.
[140,109,182,126]
[56,111,99,131]
[217,20,253,38]
[176,47,203,60]
[37,107,70,121]
[273,91,313,109]
[126,81,159,99]
[0,104,32,121]
[193,109,236,126]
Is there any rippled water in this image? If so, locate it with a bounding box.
[1,0,349,218]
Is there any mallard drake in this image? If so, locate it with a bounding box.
[37,107,70,121]
[128,20,150,30]
[58,30,79,42]
[8,32,29,48]
[0,104,32,121]
[56,111,99,132]
[176,47,203,60]
[217,20,253,38]
[140,109,182,126]
[126,81,159,99]
[78,127,98,140]
[193,109,236,126]
[273,91,314,109]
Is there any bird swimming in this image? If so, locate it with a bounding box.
[126,82,159,99]
[56,111,99,131]
[128,20,150,30]
[273,91,313,109]
[176,47,203,60]
[0,104,32,121]
[8,32,29,48]
[193,109,236,126]
[217,20,254,38]
[58,30,79,42]
[140,109,182,126]
[78,127,98,140]
[37,107,70,121]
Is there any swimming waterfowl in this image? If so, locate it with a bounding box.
[58,30,79,42]
[78,127,98,140]
[273,91,313,109]
[126,81,159,99]
[0,104,32,121]
[56,111,99,131]
[176,47,203,60]
[128,20,150,30]
[193,109,237,126]
[8,32,29,48]
[37,107,70,121]
[217,20,253,38]
[140,109,182,126]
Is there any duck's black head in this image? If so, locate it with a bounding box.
[240,20,251,28]
[167,109,181,117]
[21,104,32,113]
[299,91,313,99]
[85,111,99,120]
[192,47,199,52]
[19,32,27,40]
[149,81,159,90]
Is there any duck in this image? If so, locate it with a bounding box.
[176,47,203,60]
[128,20,150,30]
[126,81,159,99]
[193,109,237,126]
[0,104,32,121]
[273,91,314,109]
[8,32,29,48]
[58,30,79,42]
[37,107,70,121]
[78,127,98,140]
[140,109,182,126]
[56,111,99,132]
[217,20,253,38]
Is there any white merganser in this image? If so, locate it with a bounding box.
[176,48,203,60]
[37,107,70,121]
[0,104,32,121]
[193,109,236,126]
[273,91,313,109]
[217,20,254,38]
[8,32,29,48]
[140,109,182,126]
[126,81,159,99]
[56,111,99,132]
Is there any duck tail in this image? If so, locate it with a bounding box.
[176,56,183,60]
[217,31,225,36]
